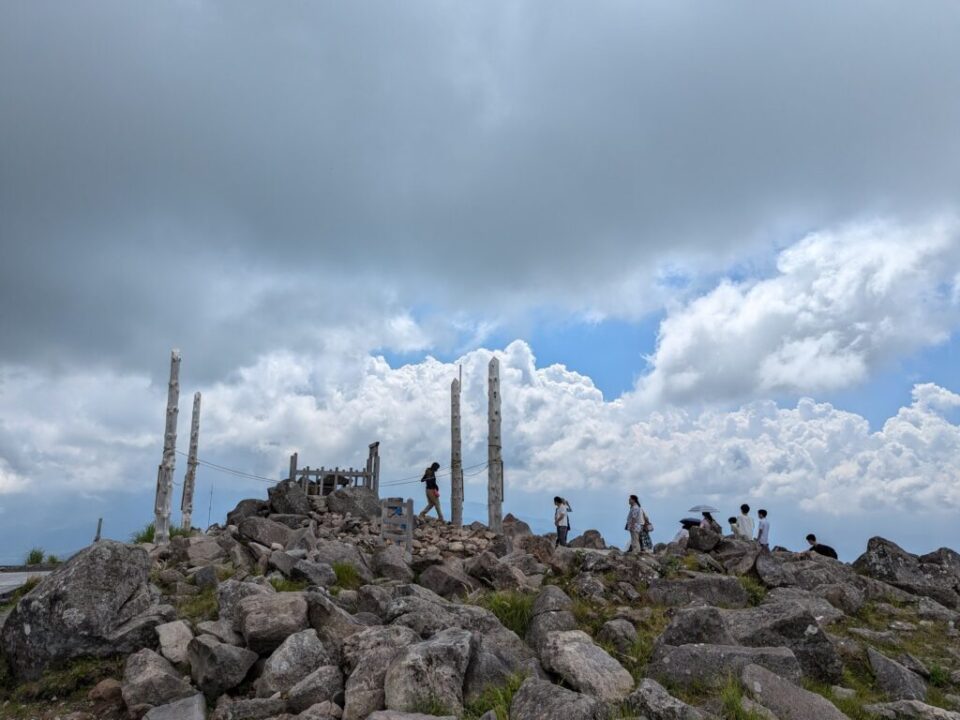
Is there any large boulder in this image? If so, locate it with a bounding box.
[216,579,274,629]
[254,628,337,697]
[185,537,226,567]
[291,560,338,587]
[143,693,207,720]
[854,537,960,609]
[868,647,928,701]
[268,479,312,515]
[741,663,848,720]
[155,620,194,665]
[187,635,258,700]
[237,592,309,654]
[121,648,196,717]
[720,602,843,682]
[569,530,606,550]
[659,606,737,647]
[372,545,415,583]
[763,587,846,627]
[238,516,293,549]
[306,587,366,648]
[286,665,344,713]
[687,527,721,552]
[342,625,421,720]
[540,630,634,702]
[226,498,268,527]
[648,644,802,690]
[383,627,475,715]
[624,678,715,719]
[0,540,164,680]
[463,551,527,591]
[326,487,381,520]
[509,677,601,720]
[416,561,478,599]
[313,540,374,583]
[646,573,750,608]
[862,700,960,719]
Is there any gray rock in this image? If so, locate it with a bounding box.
[0,540,161,680]
[210,696,287,720]
[862,701,960,719]
[269,513,312,529]
[292,560,338,587]
[383,627,475,715]
[624,678,715,719]
[532,584,574,615]
[720,602,843,682]
[713,538,762,576]
[186,537,227,567]
[596,618,637,654]
[659,606,738,647]
[268,479,312,515]
[313,540,374,583]
[509,677,601,720]
[287,665,344,713]
[868,647,928,701]
[416,561,478,599]
[306,587,365,648]
[814,582,865,616]
[463,625,540,703]
[143,693,207,720]
[188,634,259,700]
[121,648,196,716]
[366,713,456,720]
[648,644,801,690]
[463,551,527,591]
[647,573,750,608]
[687,527,721,552]
[254,628,336,697]
[741,663,848,720]
[540,629,634,701]
[341,625,420,720]
[226,498,268,527]
[195,619,243,645]
[238,516,293,549]
[238,591,309,653]
[372,545,414,583]
[501,552,547,577]
[193,565,219,590]
[326,487,381,520]
[155,620,194,665]
[269,550,299,576]
[297,701,343,720]
[764,587,846,626]
[854,537,960,609]
[568,530,606,550]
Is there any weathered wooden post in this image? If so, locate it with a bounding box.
[366,442,380,494]
[93,517,103,542]
[451,376,464,527]
[487,356,503,534]
[153,349,181,545]
[288,452,298,482]
[180,392,201,530]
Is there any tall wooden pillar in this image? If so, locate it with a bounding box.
[154,349,181,545]
[451,377,464,527]
[487,357,503,533]
[180,392,201,531]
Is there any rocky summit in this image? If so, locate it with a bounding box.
[2,483,960,719]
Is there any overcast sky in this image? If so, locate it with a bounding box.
[1,1,959,561]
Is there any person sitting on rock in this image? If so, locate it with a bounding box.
[756,509,770,550]
[805,533,838,559]
[418,462,444,522]
[727,516,739,538]
[700,511,722,535]
[554,496,572,547]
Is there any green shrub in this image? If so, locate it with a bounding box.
[332,562,362,590]
[177,587,218,622]
[738,576,768,607]
[929,663,950,688]
[410,694,453,716]
[474,592,535,638]
[25,548,44,566]
[720,675,768,719]
[44,554,61,566]
[130,522,191,544]
[464,673,526,720]
[7,656,123,702]
[269,578,309,592]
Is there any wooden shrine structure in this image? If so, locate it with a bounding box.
[287,442,381,497]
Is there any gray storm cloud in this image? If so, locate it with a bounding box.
[2,2,960,377]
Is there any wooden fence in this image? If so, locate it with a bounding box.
[287,442,380,497]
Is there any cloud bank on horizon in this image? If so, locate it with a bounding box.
[1,2,960,542]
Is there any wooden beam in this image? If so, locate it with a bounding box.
[154,349,181,546]
[487,356,503,534]
[180,392,201,531]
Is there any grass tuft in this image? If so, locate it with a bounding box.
[473,592,535,638]
[464,673,526,720]
[720,675,767,719]
[332,562,362,590]
[176,586,218,622]
[2,656,123,703]
[738,576,768,606]
[929,663,951,688]
[24,548,44,566]
[44,554,61,566]
[130,522,191,544]
[410,694,453,716]
[269,578,309,592]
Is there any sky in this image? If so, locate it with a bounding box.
[1,1,959,562]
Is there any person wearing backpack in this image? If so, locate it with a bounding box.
[554,496,572,547]
[625,495,654,553]
[417,462,444,522]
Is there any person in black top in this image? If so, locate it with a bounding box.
[418,462,444,522]
[805,533,838,559]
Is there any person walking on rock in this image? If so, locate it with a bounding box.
[805,533,838,559]
[418,462,444,522]
[625,495,653,554]
[554,496,572,547]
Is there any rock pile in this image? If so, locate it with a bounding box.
[2,479,960,719]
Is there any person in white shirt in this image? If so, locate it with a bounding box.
[756,508,770,549]
[625,495,653,553]
[737,503,755,540]
[554,496,572,547]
